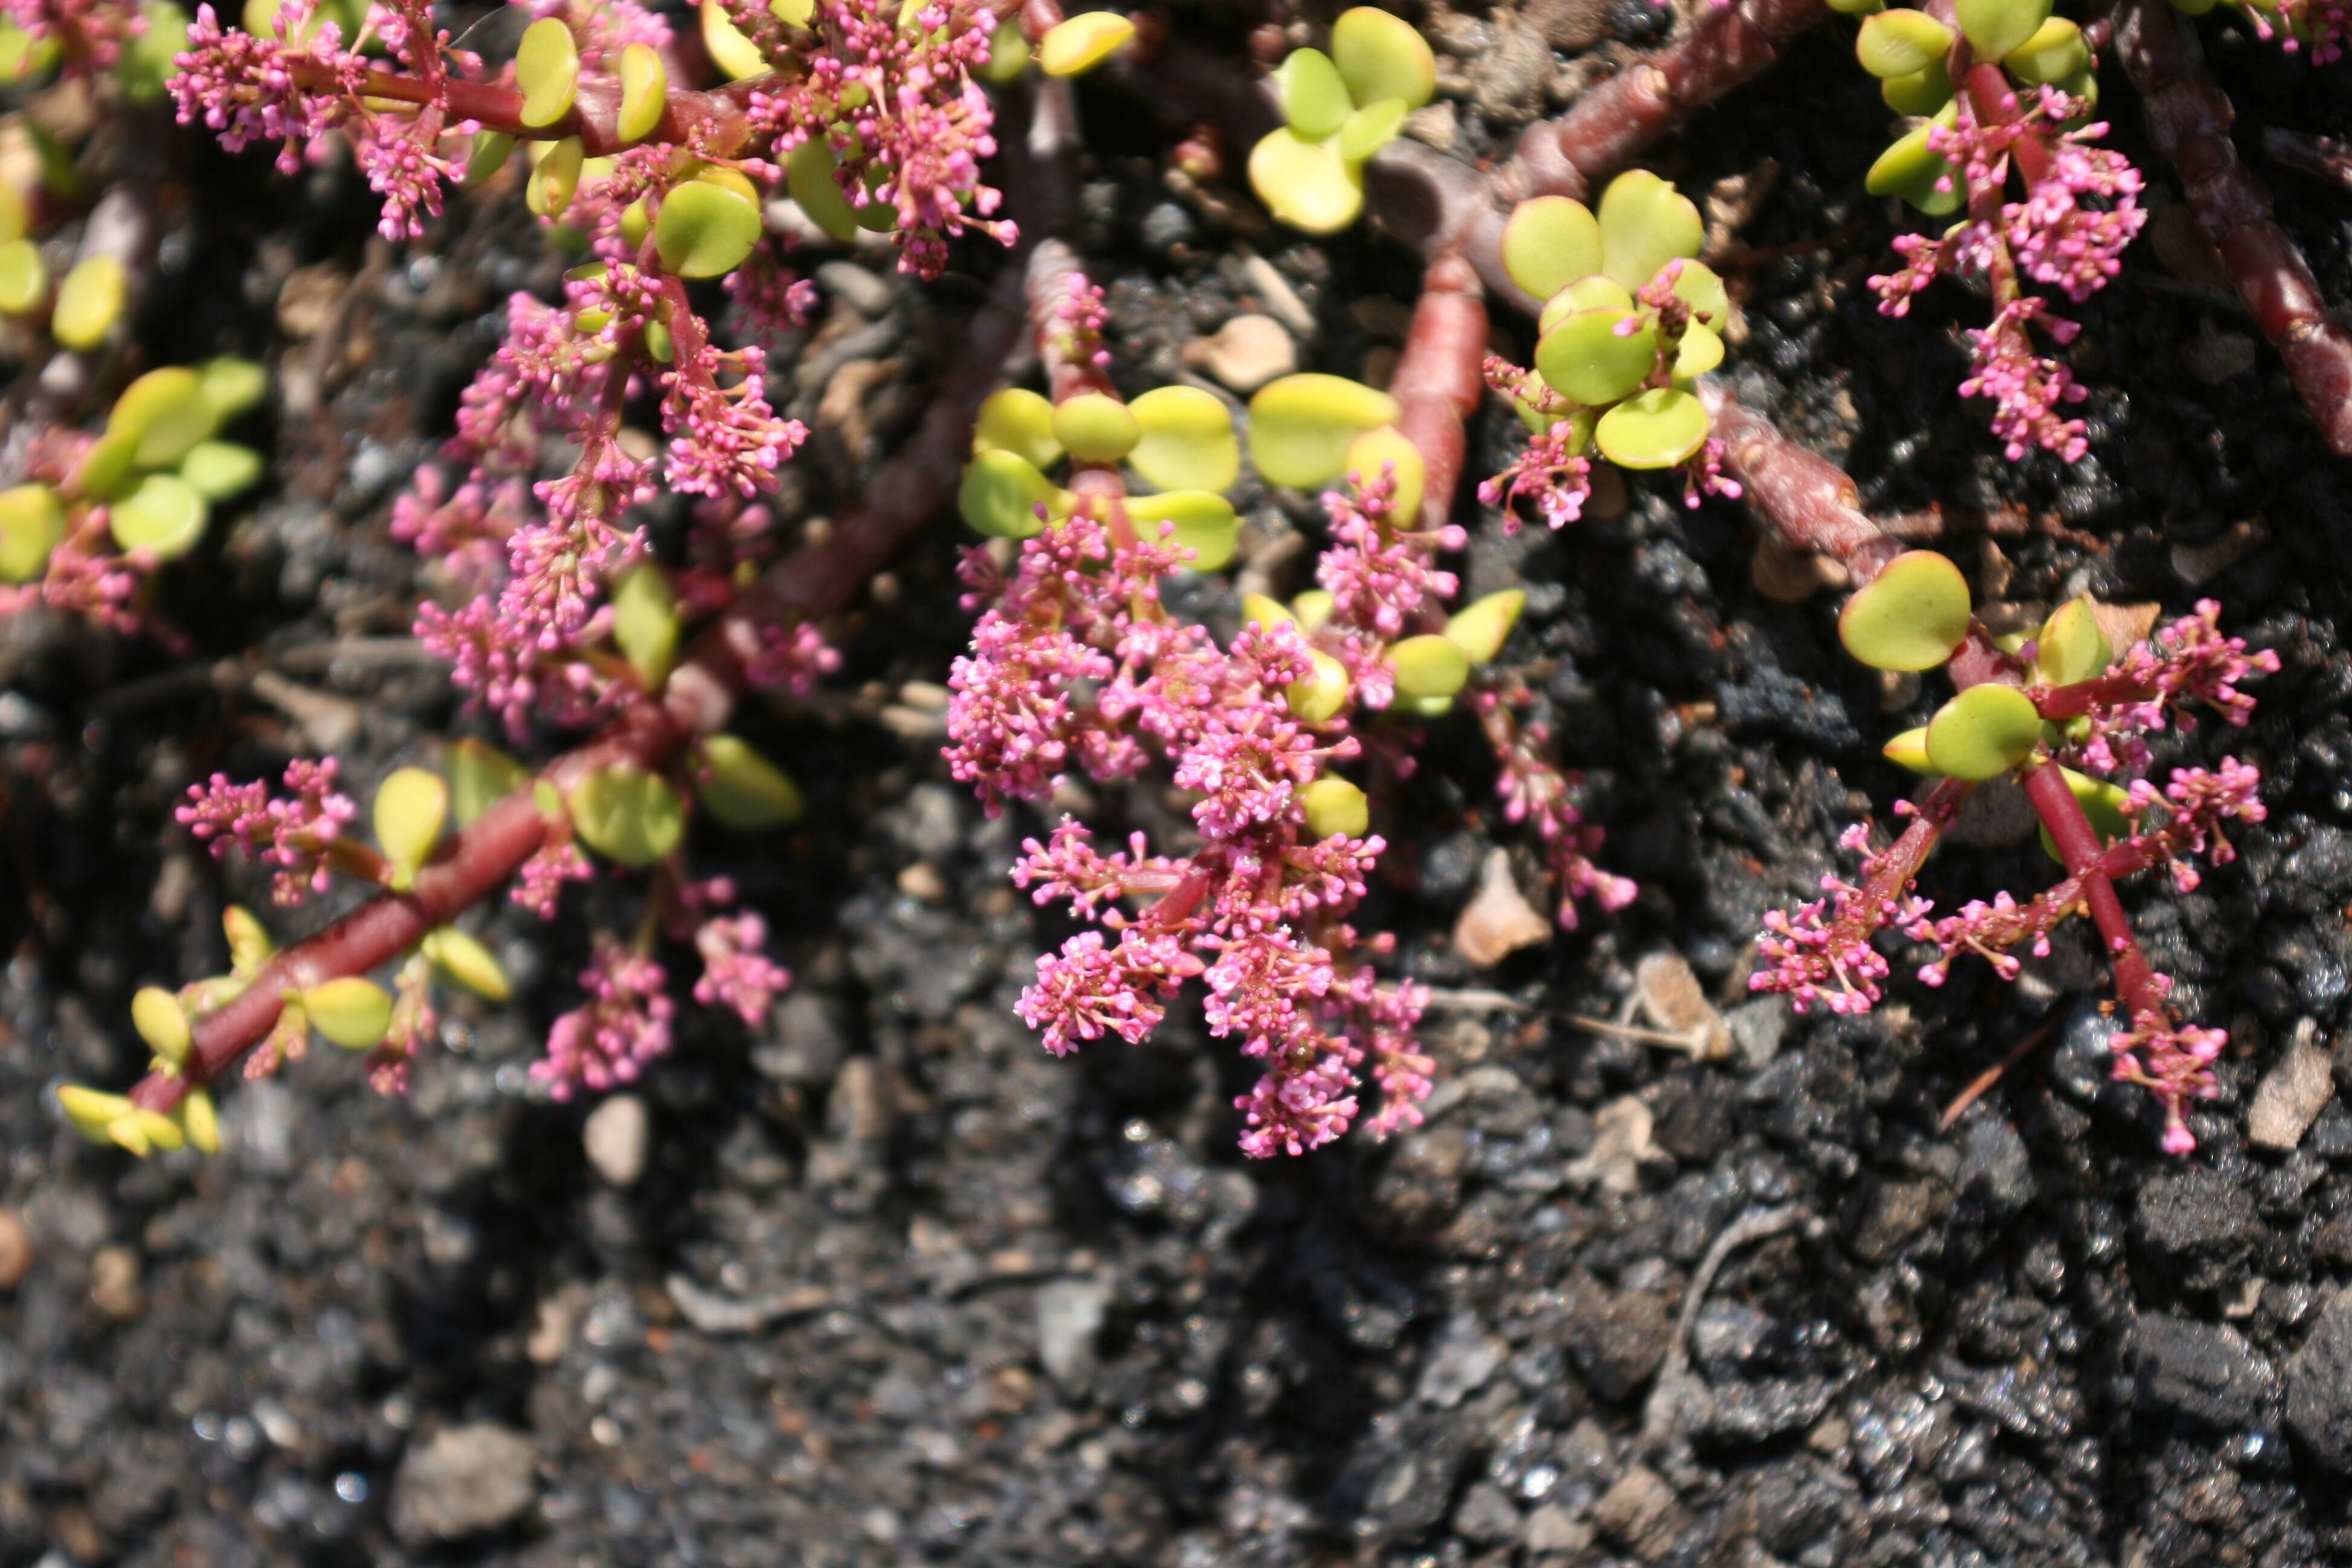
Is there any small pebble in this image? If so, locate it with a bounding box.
[583,1094,649,1187]
[1454,849,1551,967]
[0,1207,31,1289]
[2249,1019,2334,1151]
[1185,313,1296,393]
[90,1244,143,1321]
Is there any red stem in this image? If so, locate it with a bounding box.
[1385,254,1488,530]
[2017,759,2170,1020]
[292,56,765,157]
[2113,0,2352,456]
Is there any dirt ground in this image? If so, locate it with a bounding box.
[5,2,2352,1563]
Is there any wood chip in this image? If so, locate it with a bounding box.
[1454,849,1552,967]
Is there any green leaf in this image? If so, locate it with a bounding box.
[373,766,449,878]
[180,440,265,500]
[1669,321,1725,379]
[2033,595,2114,687]
[978,12,1030,82]
[2002,15,2086,82]
[1240,592,1294,630]
[700,734,805,829]
[1534,308,1657,408]
[702,0,768,76]
[1330,5,1436,111]
[1443,589,1526,664]
[56,1084,135,1145]
[1125,491,1240,570]
[1246,373,1400,490]
[1129,385,1240,493]
[1039,10,1133,75]
[655,177,764,279]
[2039,768,2132,863]
[1276,46,1352,137]
[466,129,516,188]
[1538,274,1635,335]
[1855,8,1953,76]
[958,448,1058,538]
[1501,195,1603,304]
[1838,550,1971,671]
[1953,0,2051,64]
[304,977,394,1050]
[109,367,214,470]
[131,985,191,1065]
[51,253,124,350]
[567,765,687,867]
[516,16,581,129]
[449,737,529,826]
[1051,391,1142,463]
[1300,776,1369,838]
[0,237,45,316]
[1880,60,1954,116]
[973,387,1063,470]
[116,0,189,102]
[224,905,273,973]
[423,927,512,1001]
[1342,425,1426,522]
[612,561,681,690]
[1866,120,1962,215]
[1924,684,2042,780]
[1247,126,1365,234]
[197,354,268,423]
[616,41,667,143]
[1336,97,1408,161]
[525,136,584,219]
[107,472,208,559]
[0,17,60,82]
[787,137,860,241]
[1881,726,1937,773]
[1667,259,1730,326]
[1387,633,1471,701]
[1285,650,1353,723]
[0,483,64,583]
[1291,589,1335,632]
[1595,387,1710,469]
[178,1087,219,1154]
[1595,169,1703,293]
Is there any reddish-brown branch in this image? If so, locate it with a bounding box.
[1699,385,1905,584]
[2019,759,2170,1021]
[2264,127,2352,194]
[292,56,765,157]
[2114,0,2352,456]
[1385,253,1489,529]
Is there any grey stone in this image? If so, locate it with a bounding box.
[1035,1278,1109,1390]
[2132,1168,2258,1293]
[1593,1465,1687,1561]
[1454,1481,1523,1545]
[581,1094,648,1187]
[390,1423,538,1544]
[2288,1291,2352,1473]
[2120,1314,2276,1429]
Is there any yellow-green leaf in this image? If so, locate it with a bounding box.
[1387,633,1471,701]
[1247,373,1399,490]
[1595,169,1703,293]
[613,561,681,690]
[1125,491,1240,571]
[0,483,64,583]
[1444,589,1526,664]
[1051,391,1142,463]
[655,177,764,279]
[373,766,449,878]
[958,448,1058,538]
[131,986,191,1065]
[516,17,581,129]
[1275,47,1352,139]
[1594,386,1710,470]
[51,253,125,350]
[617,41,667,143]
[0,237,46,316]
[423,927,511,1001]
[1342,425,1425,523]
[1128,385,1239,493]
[1038,10,1134,76]
[568,765,687,866]
[1838,549,1971,671]
[106,472,208,559]
[1924,684,2042,780]
[700,733,804,829]
[2034,595,2114,687]
[1301,776,1370,838]
[109,366,215,469]
[1500,195,1602,303]
[973,387,1063,469]
[305,977,395,1049]
[1247,126,1364,235]
[449,737,529,826]
[1330,5,1436,111]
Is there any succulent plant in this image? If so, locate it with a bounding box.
[1246,5,1435,234]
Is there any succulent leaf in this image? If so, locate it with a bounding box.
[1247,374,1399,490]
[1838,550,1972,671]
[567,765,687,867]
[1329,5,1436,111]
[1501,195,1604,304]
[700,734,805,829]
[1924,684,2042,780]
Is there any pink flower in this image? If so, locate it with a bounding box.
[511,838,592,918]
[535,941,675,1100]
[177,757,358,905]
[1017,929,1198,1056]
[2109,1010,2226,1156]
[693,912,792,1025]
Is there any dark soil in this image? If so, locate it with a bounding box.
[7,4,2352,1564]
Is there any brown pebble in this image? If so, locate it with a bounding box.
[89,1244,142,1321]
[0,1208,31,1289]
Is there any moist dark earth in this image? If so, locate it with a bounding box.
[7,1,2352,1564]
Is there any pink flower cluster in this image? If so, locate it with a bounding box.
[1868,85,2146,462]
[1477,688,1637,930]
[742,0,1013,279]
[2111,1010,2226,1157]
[952,469,1487,1154]
[2242,0,2350,62]
[3,0,145,69]
[177,758,358,906]
[535,940,675,1100]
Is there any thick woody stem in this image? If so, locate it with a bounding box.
[2113,0,2352,456]
[2018,759,2171,1020]
[1699,385,1906,584]
[1386,253,1489,529]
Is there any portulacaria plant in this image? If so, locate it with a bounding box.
[1750,550,2278,1154]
